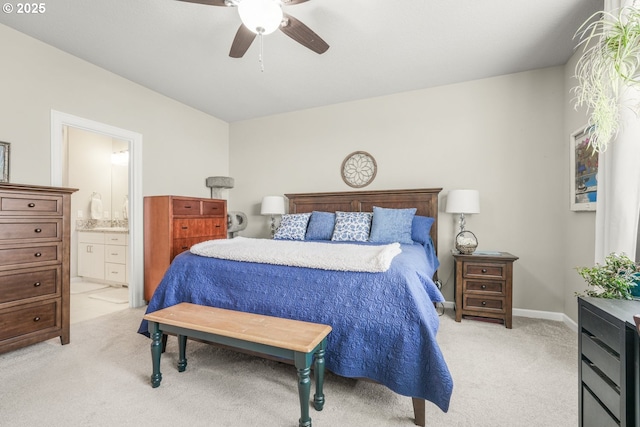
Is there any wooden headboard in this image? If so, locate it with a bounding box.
[285,188,442,253]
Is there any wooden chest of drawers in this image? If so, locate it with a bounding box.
[0,183,76,354]
[453,251,518,328]
[143,196,227,302]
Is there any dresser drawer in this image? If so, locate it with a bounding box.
[463,262,506,280]
[104,233,127,245]
[0,243,61,269]
[105,245,126,264]
[172,199,201,216]
[582,386,620,427]
[464,295,504,312]
[105,263,126,283]
[173,219,225,239]
[581,332,620,388]
[0,266,60,305]
[0,299,60,341]
[580,306,620,354]
[581,360,620,421]
[202,200,225,217]
[463,279,504,295]
[0,194,63,216]
[172,237,212,258]
[0,219,61,243]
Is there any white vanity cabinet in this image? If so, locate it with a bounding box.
[78,231,128,285]
[78,232,105,281]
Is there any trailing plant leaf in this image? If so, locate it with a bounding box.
[576,252,640,300]
[573,6,640,153]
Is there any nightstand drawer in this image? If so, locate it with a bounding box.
[464,295,504,312]
[463,279,504,295]
[463,262,506,280]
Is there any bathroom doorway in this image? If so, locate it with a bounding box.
[51,111,144,308]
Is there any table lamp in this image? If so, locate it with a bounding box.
[261,196,285,237]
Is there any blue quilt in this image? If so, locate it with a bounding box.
[138,242,453,412]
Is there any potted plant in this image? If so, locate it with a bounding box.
[573,6,640,152]
[576,252,640,300]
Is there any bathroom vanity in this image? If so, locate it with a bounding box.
[77,228,129,286]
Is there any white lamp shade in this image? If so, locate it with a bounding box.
[238,0,283,35]
[445,190,480,214]
[261,196,285,215]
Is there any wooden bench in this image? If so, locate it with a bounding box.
[143,303,332,427]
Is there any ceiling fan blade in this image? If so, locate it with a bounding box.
[229,24,257,58]
[280,13,329,54]
[176,0,229,6]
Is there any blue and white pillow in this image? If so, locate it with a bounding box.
[369,206,417,244]
[274,213,311,240]
[305,211,336,241]
[331,211,373,242]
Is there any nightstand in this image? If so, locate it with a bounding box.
[453,251,518,328]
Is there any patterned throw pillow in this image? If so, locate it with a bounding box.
[273,213,311,240]
[331,211,373,242]
[369,206,417,244]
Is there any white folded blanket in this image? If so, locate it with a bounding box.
[190,237,401,272]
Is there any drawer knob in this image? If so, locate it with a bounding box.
[215,224,221,228]
[33,316,41,322]
[34,252,42,257]
[184,205,192,209]
[481,269,487,273]
[28,203,35,208]
[182,226,188,230]
[111,253,118,256]
[481,285,487,289]
[34,282,41,287]
[34,228,42,233]
[482,301,487,306]
[181,246,188,250]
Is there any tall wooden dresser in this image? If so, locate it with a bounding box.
[578,297,640,427]
[144,196,227,302]
[0,183,77,354]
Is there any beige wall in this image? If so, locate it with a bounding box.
[229,67,569,313]
[0,24,229,198]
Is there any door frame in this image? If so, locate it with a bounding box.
[50,110,144,308]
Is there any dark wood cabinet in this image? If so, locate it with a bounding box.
[143,196,227,302]
[453,251,518,328]
[0,183,76,354]
[578,297,640,427]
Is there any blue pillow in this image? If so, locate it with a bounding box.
[274,213,311,240]
[411,215,435,245]
[305,211,336,241]
[331,211,373,242]
[369,206,417,244]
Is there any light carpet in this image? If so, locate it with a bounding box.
[0,308,577,427]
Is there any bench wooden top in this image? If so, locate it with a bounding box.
[144,303,332,353]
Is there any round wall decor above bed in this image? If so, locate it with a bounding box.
[341,151,377,188]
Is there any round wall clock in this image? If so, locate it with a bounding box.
[341,151,377,188]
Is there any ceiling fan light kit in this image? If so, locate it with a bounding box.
[177,0,329,60]
[238,0,283,35]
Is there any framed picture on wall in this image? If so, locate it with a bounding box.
[570,126,598,211]
[0,142,9,183]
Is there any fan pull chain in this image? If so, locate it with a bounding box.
[259,32,265,72]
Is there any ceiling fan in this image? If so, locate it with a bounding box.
[177,0,329,58]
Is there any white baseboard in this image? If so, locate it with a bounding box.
[441,301,578,332]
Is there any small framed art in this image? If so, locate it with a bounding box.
[570,126,597,211]
[0,142,9,183]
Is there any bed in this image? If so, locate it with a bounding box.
[138,188,452,425]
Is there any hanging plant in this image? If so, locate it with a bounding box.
[573,6,640,153]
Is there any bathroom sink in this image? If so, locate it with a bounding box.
[91,227,129,232]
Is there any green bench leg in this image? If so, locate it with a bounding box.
[178,334,188,372]
[294,352,313,427]
[313,340,327,411]
[149,322,163,388]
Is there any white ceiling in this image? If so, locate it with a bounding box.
[0,0,602,123]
